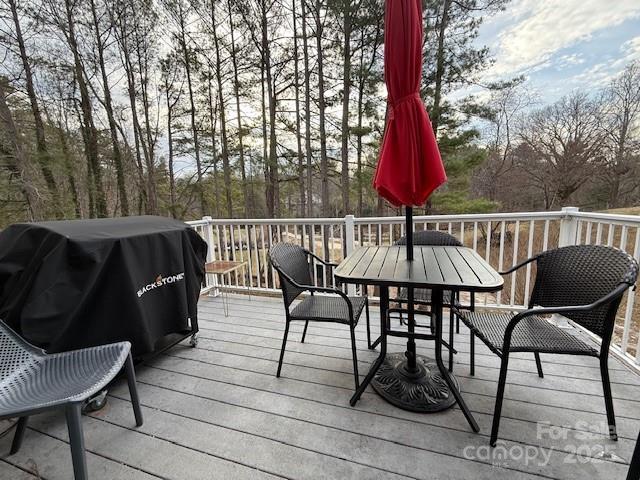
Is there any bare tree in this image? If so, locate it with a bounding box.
[602,61,640,207]
[518,92,606,208]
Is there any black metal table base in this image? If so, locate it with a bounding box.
[371,352,458,412]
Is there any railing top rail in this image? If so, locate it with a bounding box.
[572,211,640,225]
[186,209,640,227]
[353,211,566,224]
[187,217,345,226]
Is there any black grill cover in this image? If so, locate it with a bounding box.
[0,216,207,356]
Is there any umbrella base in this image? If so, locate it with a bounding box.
[371,352,458,412]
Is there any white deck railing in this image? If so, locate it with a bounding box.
[187,207,640,370]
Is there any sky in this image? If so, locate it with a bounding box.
[460,0,640,104]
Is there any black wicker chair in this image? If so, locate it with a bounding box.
[0,320,143,479]
[269,243,370,389]
[392,230,475,371]
[458,244,638,446]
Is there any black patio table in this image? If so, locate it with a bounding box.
[335,245,503,432]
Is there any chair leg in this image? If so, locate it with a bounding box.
[448,307,455,372]
[65,404,88,480]
[600,355,618,440]
[365,299,372,349]
[350,326,360,390]
[534,352,544,378]
[277,320,291,377]
[10,416,28,455]
[301,320,309,343]
[490,353,510,447]
[124,353,144,427]
[470,331,475,376]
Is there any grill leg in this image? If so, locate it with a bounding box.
[470,332,475,376]
[448,307,455,372]
[534,352,544,378]
[65,404,88,480]
[10,416,28,455]
[600,355,617,440]
[124,353,144,427]
[350,325,360,390]
[301,320,309,343]
[277,320,291,377]
[490,353,510,446]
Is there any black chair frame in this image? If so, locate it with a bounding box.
[461,246,638,446]
[270,244,370,390]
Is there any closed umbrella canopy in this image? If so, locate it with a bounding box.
[373,0,446,207]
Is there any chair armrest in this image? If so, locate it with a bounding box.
[499,255,539,276]
[306,250,339,268]
[500,282,632,352]
[276,267,355,318]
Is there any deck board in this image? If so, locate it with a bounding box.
[2,294,639,479]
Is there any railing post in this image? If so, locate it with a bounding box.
[202,216,219,296]
[558,207,580,247]
[344,215,356,295]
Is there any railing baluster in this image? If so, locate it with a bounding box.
[484,221,492,307]
[585,222,593,245]
[576,220,583,244]
[510,220,520,306]
[268,225,275,288]
[607,224,615,246]
[236,224,247,288]
[497,221,506,305]
[623,228,640,356]
[542,220,550,250]
[524,220,535,307]
[472,222,478,251]
[596,222,603,244]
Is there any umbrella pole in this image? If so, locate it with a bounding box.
[405,206,418,372]
[405,207,413,261]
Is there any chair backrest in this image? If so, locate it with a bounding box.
[269,243,312,308]
[396,230,462,247]
[0,320,42,381]
[529,245,638,339]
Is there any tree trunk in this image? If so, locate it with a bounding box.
[178,3,207,215]
[166,89,177,217]
[431,0,451,136]
[0,79,41,220]
[292,0,305,217]
[9,0,58,205]
[89,0,129,215]
[65,0,107,217]
[261,0,278,218]
[116,15,148,214]
[356,39,365,217]
[211,2,233,218]
[314,0,329,217]
[227,0,250,216]
[340,1,352,215]
[133,25,158,214]
[301,0,313,217]
[207,76,221,218]
[261,61,271,218]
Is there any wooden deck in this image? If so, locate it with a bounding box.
[1,294,639,479]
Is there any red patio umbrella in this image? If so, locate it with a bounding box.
[373,0,446,260]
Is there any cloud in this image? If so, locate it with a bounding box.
[568,35,640,87]
[485,0,640,78]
